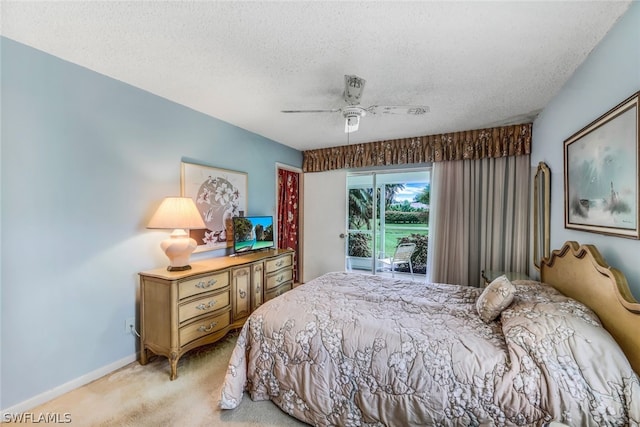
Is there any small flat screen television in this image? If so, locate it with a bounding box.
[232,215,275,254]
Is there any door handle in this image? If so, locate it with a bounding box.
[339,233,346,238]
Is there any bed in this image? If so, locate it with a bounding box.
[219,241,640,425]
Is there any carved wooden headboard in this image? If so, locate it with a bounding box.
[540,241,640,375]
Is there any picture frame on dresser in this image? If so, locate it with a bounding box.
[181,161,248,252]
[564,91,639,239]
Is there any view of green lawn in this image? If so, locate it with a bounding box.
[348,223,428,274]
[378,224,428,258]
[350,223,428,258]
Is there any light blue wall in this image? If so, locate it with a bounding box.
[531,1,640,299]
[0,37,302,409]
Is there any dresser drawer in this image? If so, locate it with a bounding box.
[179,311,231,346]
[266,268,293,291]
[179,291,230,323]
[179,271,229,300]
[265,254,293,274]
[264,282,292,302]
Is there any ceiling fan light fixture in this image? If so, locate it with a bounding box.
[345,114,360,133]
[343,107,366,133]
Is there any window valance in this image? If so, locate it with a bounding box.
[302,123,532,172]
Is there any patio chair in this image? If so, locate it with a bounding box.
[378,242,416,279]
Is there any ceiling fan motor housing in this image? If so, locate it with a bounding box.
[344,75,366,105]
[342,106,367,119]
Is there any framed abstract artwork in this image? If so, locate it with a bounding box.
[564,91,639,239]
[181,161,248,252]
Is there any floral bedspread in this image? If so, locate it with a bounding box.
[219,272,640,426]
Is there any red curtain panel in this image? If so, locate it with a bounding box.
[277,168,299,282]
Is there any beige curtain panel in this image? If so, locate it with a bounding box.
[302,123,532,172]
[428,154,531,287]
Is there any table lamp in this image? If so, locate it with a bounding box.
[147,197,207,271]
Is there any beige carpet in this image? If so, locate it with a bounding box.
[18,332,307,426]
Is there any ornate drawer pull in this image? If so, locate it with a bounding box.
[275,260,284,267]
[239,289,247,299]
[196,300,217,310]
[256,285,261,292]
[198,321,218,333]
[276,275,284,283]
[196,279,217,289]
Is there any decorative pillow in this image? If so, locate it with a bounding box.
[476,275,516,323]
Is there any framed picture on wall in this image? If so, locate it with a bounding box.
[564,91,639,239]
[181,161,248,252]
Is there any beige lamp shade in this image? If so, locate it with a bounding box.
[147,197,206,230]
[147,197,206,271]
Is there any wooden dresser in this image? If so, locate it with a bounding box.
[139,248,294,379]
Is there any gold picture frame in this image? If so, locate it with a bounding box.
[564,91,639,239]
[181,161,248,252]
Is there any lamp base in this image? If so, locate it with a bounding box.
[167,265,192,272]
[160,229,198,271]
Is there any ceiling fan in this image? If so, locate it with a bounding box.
[281,75,430,133]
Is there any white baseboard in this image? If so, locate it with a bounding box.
[1,353,138,415]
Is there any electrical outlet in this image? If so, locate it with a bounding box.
[124,317,136,335]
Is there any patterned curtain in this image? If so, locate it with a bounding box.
[277,168,300,283]
[303,123,531,172]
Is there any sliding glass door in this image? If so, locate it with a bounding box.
[346,169,430,276]
[347,173,376,271]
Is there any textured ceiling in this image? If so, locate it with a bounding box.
[1,1,631,151]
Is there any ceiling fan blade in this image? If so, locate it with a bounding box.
[344,75,366,105]
[281,108,341,113]
[366,105,430,115]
